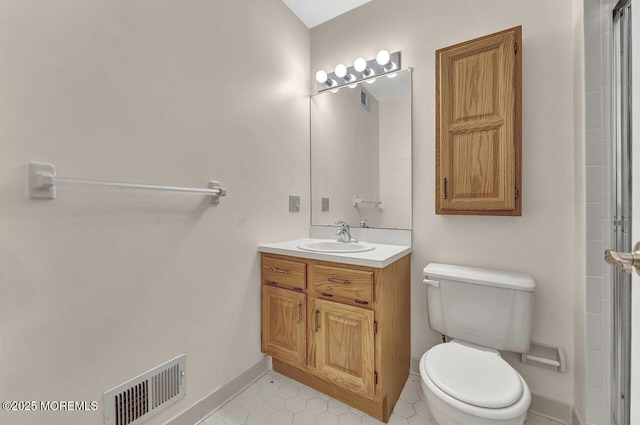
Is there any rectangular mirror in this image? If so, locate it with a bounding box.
[311,68,412,230]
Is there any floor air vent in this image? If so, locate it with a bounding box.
[104,354,186,425]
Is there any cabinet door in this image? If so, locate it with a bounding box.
[262,285,306,366]
[436,26,521,215]
[314,299,375,397]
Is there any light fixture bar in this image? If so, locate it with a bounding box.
[316,51,401,92]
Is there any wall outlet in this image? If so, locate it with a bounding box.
[289,195,300,212]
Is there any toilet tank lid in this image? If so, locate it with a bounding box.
[423,263,535,292]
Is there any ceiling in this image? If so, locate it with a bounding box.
[281,0,372,28]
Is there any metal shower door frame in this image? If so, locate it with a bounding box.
[612,1,633,424]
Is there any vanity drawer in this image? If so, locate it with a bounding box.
[262,255,306,291]
[312,264,374,304]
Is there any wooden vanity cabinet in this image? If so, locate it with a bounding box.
[436,26,522,216]
[261,253,410,423]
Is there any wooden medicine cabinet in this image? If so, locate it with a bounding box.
[436,26,522,216]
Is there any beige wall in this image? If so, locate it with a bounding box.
[0,1,309,424]
[311,0,580,404]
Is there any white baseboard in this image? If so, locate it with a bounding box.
[164,356,270,425]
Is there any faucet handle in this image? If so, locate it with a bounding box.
[334,220,348,228]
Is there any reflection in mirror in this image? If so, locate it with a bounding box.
[311,69,412,230]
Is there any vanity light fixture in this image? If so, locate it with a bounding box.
[315,50,401,92]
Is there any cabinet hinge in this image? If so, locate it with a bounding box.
[374,321,378,335]
[514,41,518,54]
[515,187,519,200]
[374,372,378,385]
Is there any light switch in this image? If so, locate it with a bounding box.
[289,195,300,212]
[321,198,330,212]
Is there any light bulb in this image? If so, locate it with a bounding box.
[387,72,398,79]
[335,64,347,78]
[315,70,328,84]
[315,69,336,88]
[354,57,367,72]
[366,78,376,85]
[376,50,391,66]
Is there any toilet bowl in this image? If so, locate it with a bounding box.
[420,263,535,425]
[419,341,530,425]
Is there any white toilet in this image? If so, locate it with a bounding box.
[420,263,535,425]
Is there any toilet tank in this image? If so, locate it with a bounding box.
[423,263,535,353]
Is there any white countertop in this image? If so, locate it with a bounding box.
[258,238,412,268]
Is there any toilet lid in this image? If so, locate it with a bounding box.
[424,342,523,408]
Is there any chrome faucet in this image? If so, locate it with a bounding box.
[335,221,357,243]
[359,218,369,228]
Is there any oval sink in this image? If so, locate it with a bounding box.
[297,240,375,253]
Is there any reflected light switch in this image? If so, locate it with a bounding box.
[321,198,329,212]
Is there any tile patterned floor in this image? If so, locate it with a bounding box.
[199,371,565,425]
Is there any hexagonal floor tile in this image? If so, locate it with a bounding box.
[392,400,415,419]
[264,395,287,413]
[361,415,385,425]
[270,410,294,425]
[259,383,280,398]
[349,407,365,416]
[224,394,247,411]
[202,409,226,425]
[328,399,349,416]
[306,397,328,415]
[404,376,423,391]
[248,409,272,425]
[256,373,276,386]
[338,412,363,425]
[298,385,319,400]
[412,400,431,419]
[387,413,409,425]
[272,373,293,387]
[242,383,261,396]
[408,414,431,425]
[399,388,420,404]
[293,410,317,425]
[316,411,339,425]
[242,394,266,412]
[224,407,250,425]
[285,396,307,414]
[279,383,300,399]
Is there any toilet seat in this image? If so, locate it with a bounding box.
[424,341,523,408]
